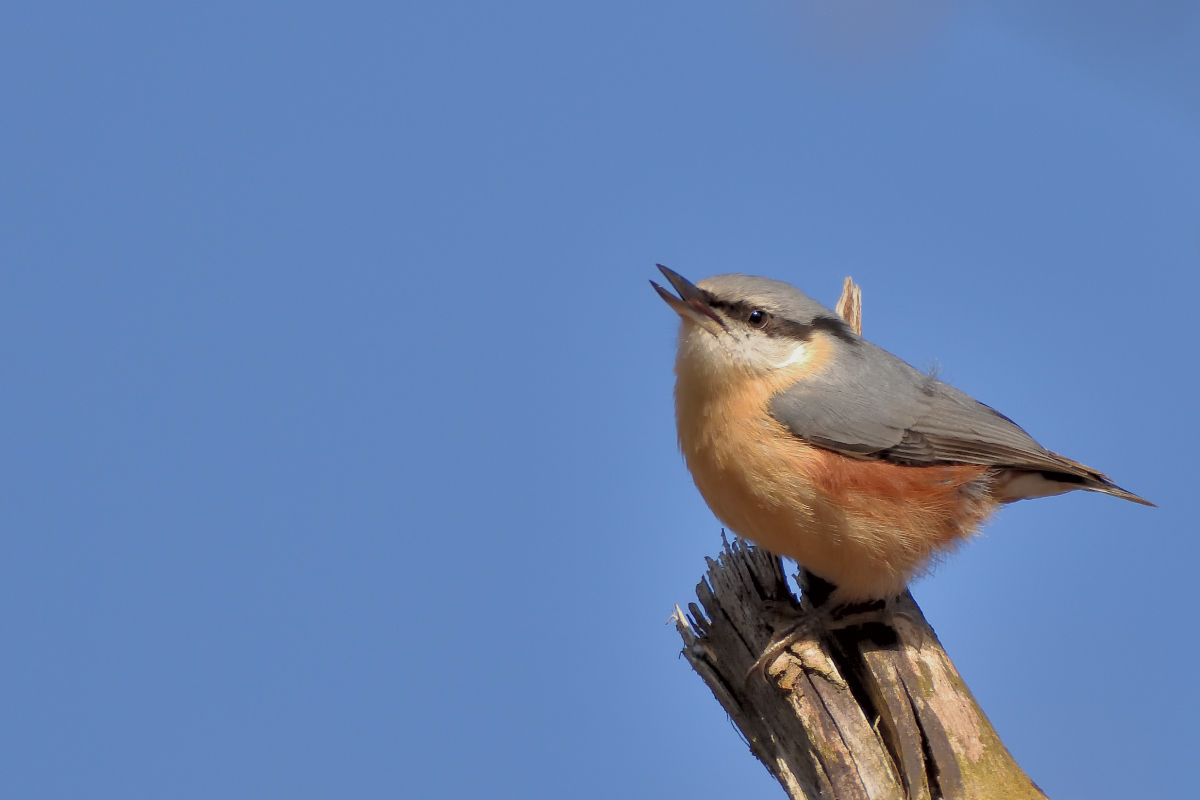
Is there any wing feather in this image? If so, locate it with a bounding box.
[770,338,1102,480]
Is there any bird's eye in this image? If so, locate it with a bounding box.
[747,309,767,328]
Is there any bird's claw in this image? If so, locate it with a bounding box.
[749,597,927,688]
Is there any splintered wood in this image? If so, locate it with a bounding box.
[835,277,863,336]
[673,539,1048,800]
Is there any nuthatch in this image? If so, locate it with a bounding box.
[652,266,1151,605]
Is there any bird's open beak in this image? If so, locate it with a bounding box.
[651,265,726,336]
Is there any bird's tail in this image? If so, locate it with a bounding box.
[1079,477,1155,507]
[994,461,1155,507]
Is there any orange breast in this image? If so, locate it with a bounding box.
[674,345,995,602]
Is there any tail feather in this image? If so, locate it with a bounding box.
[993,468,1155,507]
[1080,477,1155,507]
[1046,452,1155,507]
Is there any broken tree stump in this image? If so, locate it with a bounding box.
[674,536,1048,800]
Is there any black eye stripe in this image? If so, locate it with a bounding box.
[705,297,858,345]
[810,315,859,344]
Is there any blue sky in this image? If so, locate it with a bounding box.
[3,3,1198,798]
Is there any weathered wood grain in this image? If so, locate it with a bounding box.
[674,538,1049,800]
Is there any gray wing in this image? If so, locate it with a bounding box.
[769,339,1089,476]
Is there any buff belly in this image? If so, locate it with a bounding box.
[675,368,994,603]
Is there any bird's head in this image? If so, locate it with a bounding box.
[651,265,855,386]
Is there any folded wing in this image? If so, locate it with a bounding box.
[769,338,1151,506]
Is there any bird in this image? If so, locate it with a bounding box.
[651,265,1152,607]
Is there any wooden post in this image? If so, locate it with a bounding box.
[672,279,1050,799]
[674,539,1048,800]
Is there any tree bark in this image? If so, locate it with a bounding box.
[674,537,1049,800]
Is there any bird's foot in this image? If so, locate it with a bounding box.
[749,612,848,689]
[749,597,926,685]
[825,597,927,647]
[748,601,846,686]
